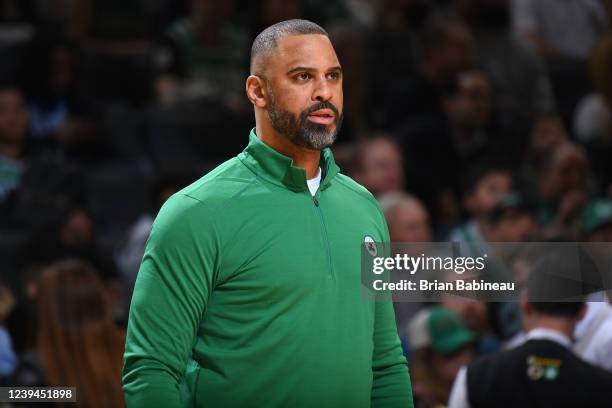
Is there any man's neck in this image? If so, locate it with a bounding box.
[255,123,321,179]
[525,317,576,340]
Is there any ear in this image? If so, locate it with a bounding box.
[246,75,267,108]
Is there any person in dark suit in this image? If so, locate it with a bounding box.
[448,250,612,408]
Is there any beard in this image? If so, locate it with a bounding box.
[266,87,343,150]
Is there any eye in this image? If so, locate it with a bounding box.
[295,72,311,81]
[327,71,341,81]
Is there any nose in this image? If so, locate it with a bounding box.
[312,76,332,103]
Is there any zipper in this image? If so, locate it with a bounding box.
[311,191,335,280]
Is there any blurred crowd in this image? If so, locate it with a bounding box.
[1,0,612,407]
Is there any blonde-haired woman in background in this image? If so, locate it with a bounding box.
[35,259,125,408]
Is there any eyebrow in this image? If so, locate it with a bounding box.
[286,65,343,75]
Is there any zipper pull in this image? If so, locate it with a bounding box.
[313,195,319,206]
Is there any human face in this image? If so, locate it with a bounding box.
[458,71,491,127]
[264,34,343,150]
[494,213,537,242]
[542,143,588,198]
[388,201,431,242]
[465,171,512,217]
[0,89,28,144]
[529,116,567,155]
[443,24,475,76]
[358,139,404,195]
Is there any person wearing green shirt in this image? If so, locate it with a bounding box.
[123,19,413,407]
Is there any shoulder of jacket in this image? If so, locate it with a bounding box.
[468,346,519,375]
[333,173,382,211]
[175,157,259,214]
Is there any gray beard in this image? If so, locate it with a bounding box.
[267,88,342,150]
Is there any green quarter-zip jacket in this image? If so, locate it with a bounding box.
[122,129,413,408]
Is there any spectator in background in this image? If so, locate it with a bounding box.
[441,297,489,339]
[537,142,591,238]
[19,30,99,158]
[385,17,475,132]
[520,114,568,216]
[328,23,369,141]
[384,17,475,230]
[0,82,86,228]
[486,192,538,242]
[463,192,537,345]
[0,83,28,204]
[379,191,432,332]
[443,69,497,161]
[574,34,612,144]
[379,192,432,243]
[26,205,117,282]
[524,115,568,170]
[408,307,476,408]
[581,199,612,243]
[154,0,250,108]
[115,170,198,294]
[11,260,125,407]
[572,199,612,372]
[509,0,602,130]
[511,0,608,61]
[448,159,513,246]
[441,296,513,356]
[350,134,405,197]
[448,251,612,408]
[365,0,426,125]
[459,0,556,159]
[574,34,612,195]
[0,284,17,381]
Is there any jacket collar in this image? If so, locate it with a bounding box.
[239,128,340,192]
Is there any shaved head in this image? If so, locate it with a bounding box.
[245,19,342,152]
[250,19,328,75]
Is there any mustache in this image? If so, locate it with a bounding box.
[302,101,340,118]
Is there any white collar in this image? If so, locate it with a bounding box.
[525,328,572,348]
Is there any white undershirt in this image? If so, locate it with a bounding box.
[307,167,321,196]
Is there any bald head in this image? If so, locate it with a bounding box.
[250,19,328,75]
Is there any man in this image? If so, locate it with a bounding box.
[123,19,413,407]
[383,18,475,228]
[378,192,431,243]
[377,192,431,334]
[447,159,513,245]
[408,307,476,407]
[511,0,608,60]
[351,135,405,198]
[153,0,249,105]
[448,251,612,408]
[573,199,612,372]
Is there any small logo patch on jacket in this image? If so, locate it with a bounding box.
[364,235,377,257]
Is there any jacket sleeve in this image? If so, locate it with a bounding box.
[122,194,219,408]
[371,211,414,408]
